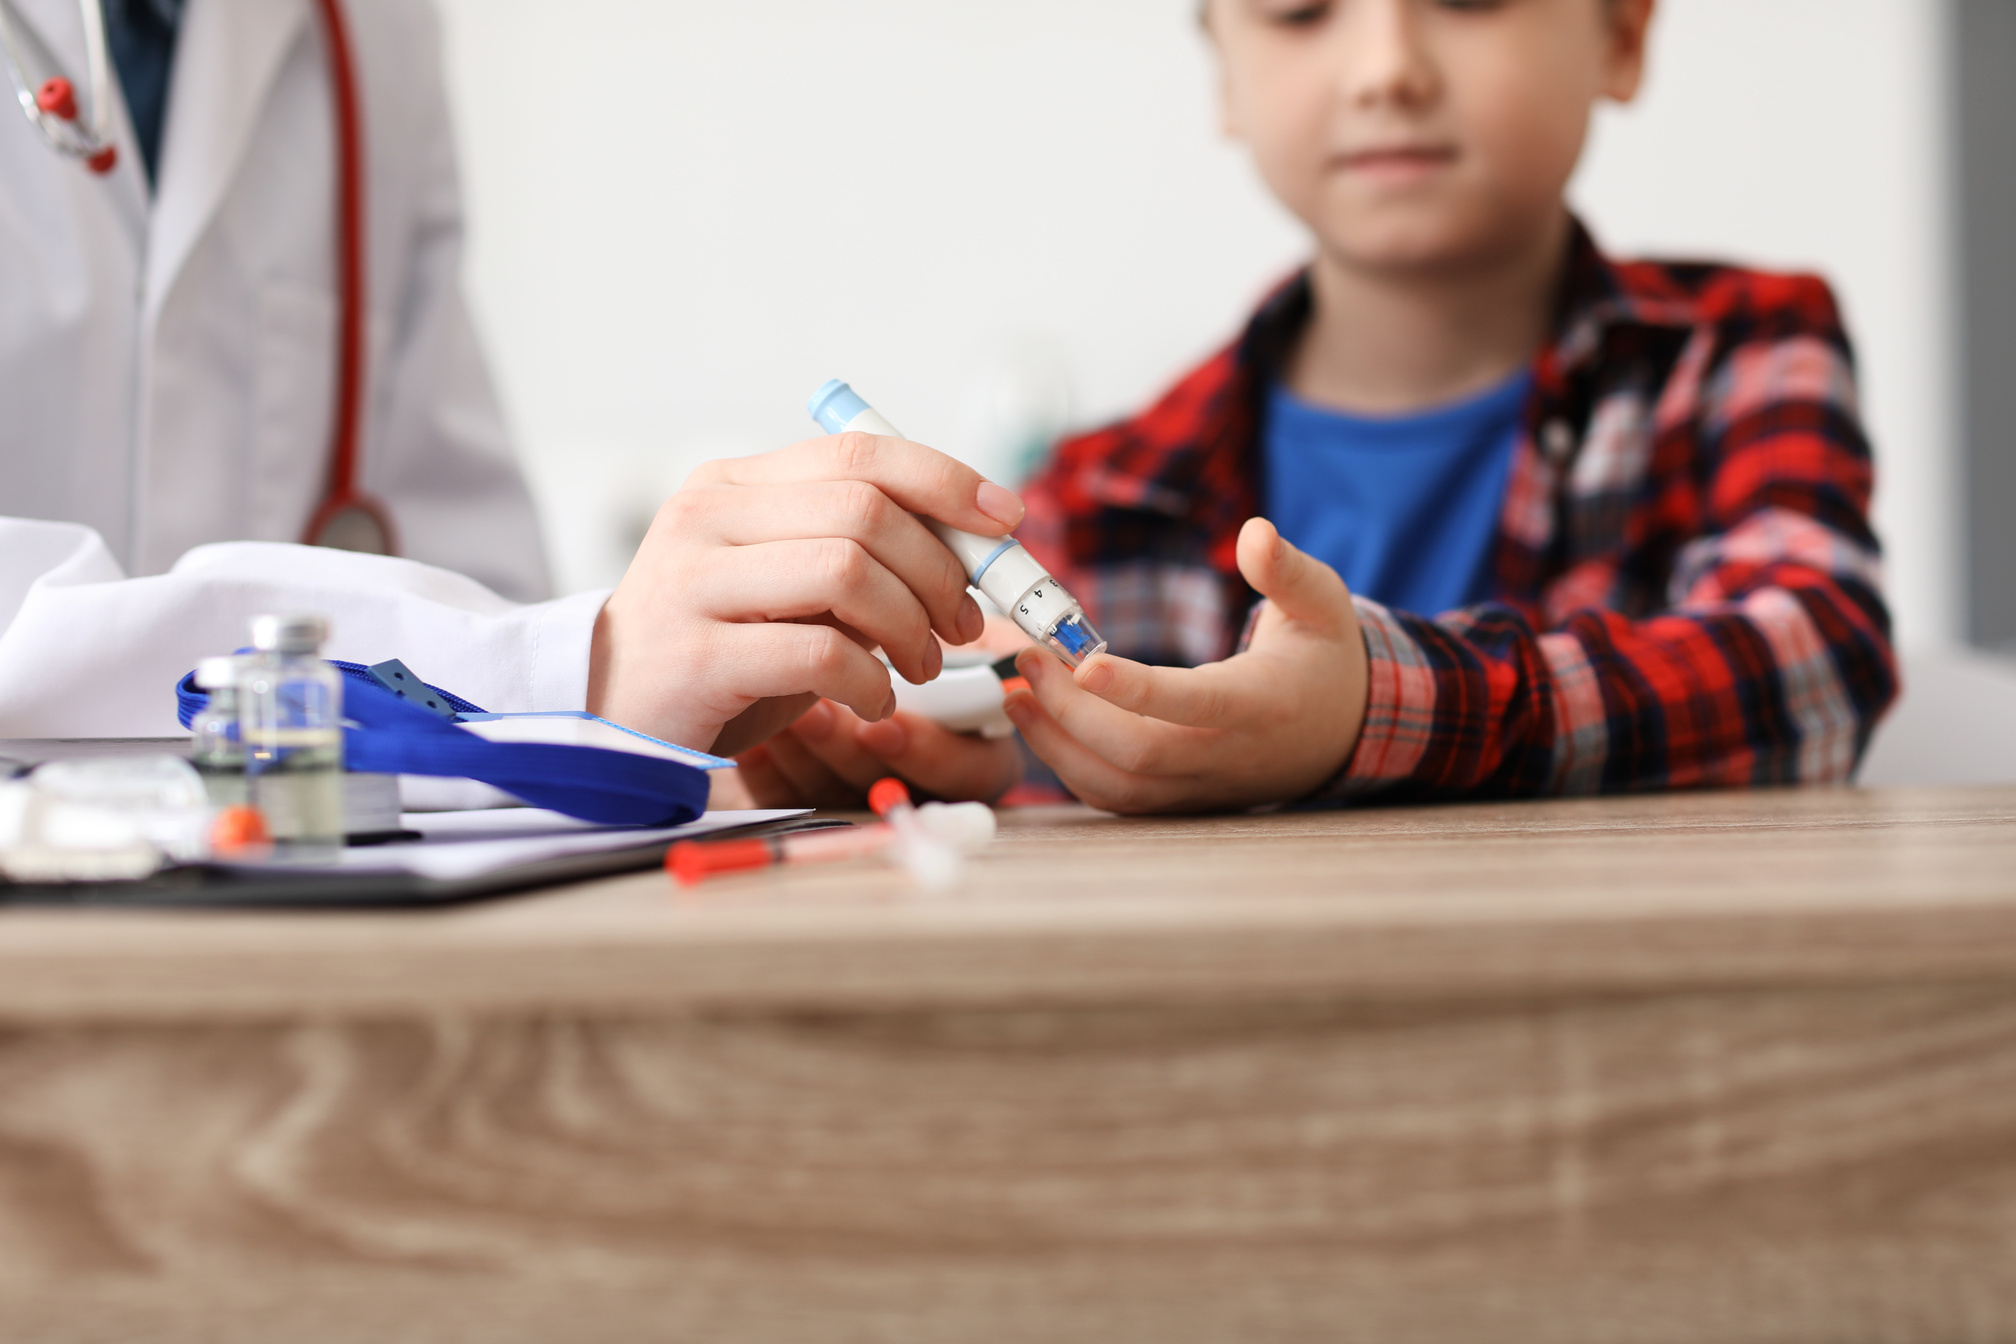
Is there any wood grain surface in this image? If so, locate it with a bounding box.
[1,787,2014,1342]
[1,785,2015,1022]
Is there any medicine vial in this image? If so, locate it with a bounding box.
[809,380,1108,668]
[241,613,345,858]
[189,655,248,808]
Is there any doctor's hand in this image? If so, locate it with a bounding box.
[586,433,1023,754]
[1003,518,1370,814]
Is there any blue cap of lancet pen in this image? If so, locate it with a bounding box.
[809,379,873,435]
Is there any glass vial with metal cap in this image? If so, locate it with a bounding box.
[190,655,249,808]
[241,613,344,858]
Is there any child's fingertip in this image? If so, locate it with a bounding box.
[1077,658,1115,695]
[1004,693,1036,730]
[858,716,908,756]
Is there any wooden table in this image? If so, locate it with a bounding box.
[3,786,2015,1343]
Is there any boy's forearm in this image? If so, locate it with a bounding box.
[1319,567,1897,802]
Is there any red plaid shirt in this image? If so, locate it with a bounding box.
[1018,222,1898,800]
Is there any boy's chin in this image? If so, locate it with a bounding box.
[1311,204,1558,278]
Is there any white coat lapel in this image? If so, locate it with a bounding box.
[144,0,307,321]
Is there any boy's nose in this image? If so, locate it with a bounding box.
[1337,0,1440,111]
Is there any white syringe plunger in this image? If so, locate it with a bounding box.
[807,380,1107,668]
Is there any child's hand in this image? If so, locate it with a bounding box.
[1003,518,1369,814]
[732,699,1024,810]
[730,612,1031,807]
[587,433,1022,753]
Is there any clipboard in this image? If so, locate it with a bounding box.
[0,813,846,910]
[0,739,843,911]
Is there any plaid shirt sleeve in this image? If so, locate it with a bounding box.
[1331,282,1897,800]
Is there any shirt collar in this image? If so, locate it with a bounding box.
[1082,217,1700,524]
[1542,217,1704,372]
[1242,217,1702,387]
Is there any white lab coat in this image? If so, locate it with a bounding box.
[0,519,605,738]
[0,0,596,737]
[0,0,550,594]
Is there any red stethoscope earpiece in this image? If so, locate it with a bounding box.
[35,75,77,120]
[32,73,113,171]
[2,6,119,171]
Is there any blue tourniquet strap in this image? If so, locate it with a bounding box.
[175,664,708,829]
[177,659,484,728]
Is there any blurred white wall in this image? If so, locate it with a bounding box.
[436,0,1959,654]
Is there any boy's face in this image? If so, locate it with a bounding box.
[1209,0,1653,274]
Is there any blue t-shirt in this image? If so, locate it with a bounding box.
[1262,370,1531,616]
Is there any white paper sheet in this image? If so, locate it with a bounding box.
[455,713,733,770]
[228,808,811,882]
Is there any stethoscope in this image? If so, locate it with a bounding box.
[0,0,396,556]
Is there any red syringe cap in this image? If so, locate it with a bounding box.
[867,777,912,819]
[210,804,272,858]
[667,837,772,888]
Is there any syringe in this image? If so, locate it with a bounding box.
[808,380,1108,668]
